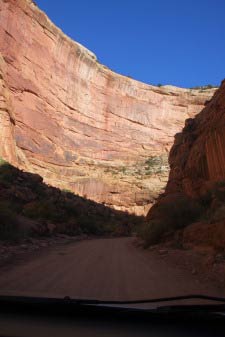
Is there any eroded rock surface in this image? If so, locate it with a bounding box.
[0,0,216,214]
[165,80,225,198]
[147,81,225,249]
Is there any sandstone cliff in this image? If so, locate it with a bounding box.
[146,81,225,250]
[0,0,216,214]
[166,80,225,197]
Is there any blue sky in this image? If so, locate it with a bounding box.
[36,0,225,88]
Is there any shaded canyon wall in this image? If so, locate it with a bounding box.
[147,80,225,249]
[165,80,225,198]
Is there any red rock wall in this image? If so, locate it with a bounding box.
[206,127,225,181]
[0,0,216,214]
[0,54,17,163]
[164,81,225,199]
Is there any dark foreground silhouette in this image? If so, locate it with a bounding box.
[0,160,145,242]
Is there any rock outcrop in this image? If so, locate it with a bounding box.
[165,80,225,198]
[0,0,216,214]
[147,80,225,250]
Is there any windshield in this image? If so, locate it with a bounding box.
[0,0,224,309]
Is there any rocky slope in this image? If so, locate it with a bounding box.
[0,0,216,214]
[0,158,143,241]
[146,80,225,250]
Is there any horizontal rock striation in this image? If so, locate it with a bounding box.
[0,0,216,214]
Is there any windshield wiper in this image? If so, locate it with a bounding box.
[66,294,225,306]
[0,294,225,317]
[69,294,225,313]
[0,294,225,307]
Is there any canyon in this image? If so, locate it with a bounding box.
[0,0,217,215]
[0,0,224,302]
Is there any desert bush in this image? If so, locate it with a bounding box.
[145,157,159,167]
[139,220,168,247]
[23,200,70,223]
[200,181,225,206]
[140,195,203,247]
[0,157,7,166]
[77,215,104,235]
[159,196,203,229]
[210,205,225,223]
[0,202,27,242]
[199,181,225,222]
[211,181,225,202]
[190,84,218,90]
[0,163,18,186]
[24,200,54,219]
[57,220,82,236]
[0,159,143,238]
[144,156,168,175]
[199,190,213,207]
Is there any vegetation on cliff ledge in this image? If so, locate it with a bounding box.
[190,84,219,90]
[103,155,169,177]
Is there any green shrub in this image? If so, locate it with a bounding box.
[23,200,53,220]
[210,205,225,223]
[0,202,27,242]
[190,84,218,90]
[159,197,202,229]
[0,164,18,186]
[199,181,225,222]
[0,160,144,239]
[120,166,127,174]
[77,215,104,235]
[211,181,225,202]
[144,156,168,175]
[0,157,7,166]
[139,220,167,247]
[199,191,212,207]
[145,157,158,167]
[140,195,203,247]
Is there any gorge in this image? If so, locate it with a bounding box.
[0,0,225,301]
[0,0,217,215]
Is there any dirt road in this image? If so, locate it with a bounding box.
[0,237,221,300]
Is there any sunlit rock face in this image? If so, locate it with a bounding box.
[0,0,216,214]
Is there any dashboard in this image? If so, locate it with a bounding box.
[0,306,224,337]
